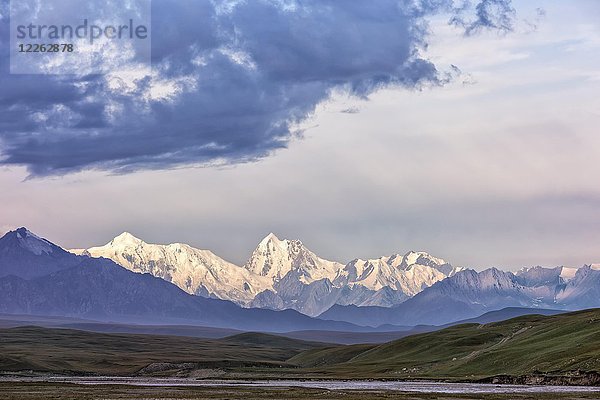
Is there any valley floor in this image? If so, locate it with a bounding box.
[1,382,600,400]
[2,309,600,399]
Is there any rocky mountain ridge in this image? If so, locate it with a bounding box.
[73,232,462,316]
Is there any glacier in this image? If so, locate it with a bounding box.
[73,232,462,316]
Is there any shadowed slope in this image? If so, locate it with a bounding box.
[0,326,326,375]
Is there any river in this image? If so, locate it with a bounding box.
[3,377,600,394]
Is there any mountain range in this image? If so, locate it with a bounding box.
[0,228,364,332]
[73,232,462,316]
[319,265,600,326]
[2,227,600,329]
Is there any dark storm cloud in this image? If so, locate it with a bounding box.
[0,0,515,176]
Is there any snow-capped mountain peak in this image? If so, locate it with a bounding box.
[110,231,144,246]
[72,232,467,317]
[335,251,460,295]
[73,233,271,305]
[0,228,80,280]
[244,233,342,283]
[401,251,426,267]
[559,266,578,282]
[259,232,280,246]
[398,251,455,272]
[13,227,54,255]
[515,265,582,286]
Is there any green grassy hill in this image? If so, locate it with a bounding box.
[0,326,325,375]
[289,309,600,380]
[2,309,600,382]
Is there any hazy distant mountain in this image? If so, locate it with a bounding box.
[0,228,366,332]
[318,304,401,327]
[5,228,600,329]
[251,249,463,316]
[319,266,600,326]
[334,252,463,303]
[447,307,566,326]
[0,228,82,279]
[75,232,460,316]
[556,265,600,309]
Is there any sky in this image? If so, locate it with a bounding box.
[0,0,599,270]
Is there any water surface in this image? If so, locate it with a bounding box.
[5,377,600,394]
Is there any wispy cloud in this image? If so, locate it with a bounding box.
[450,0,516,36]
[340,107,360,114]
